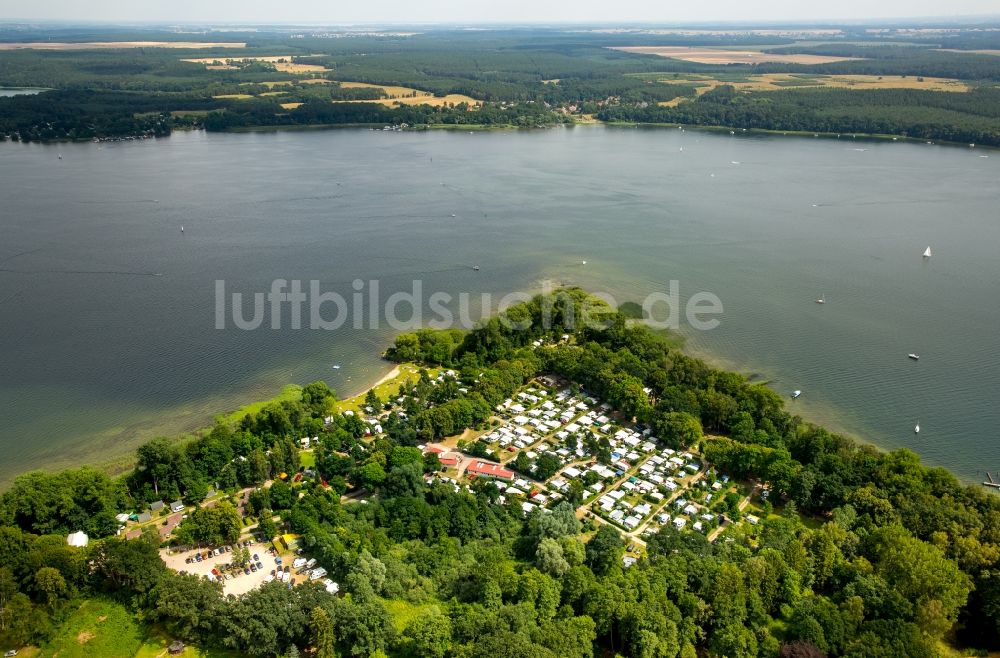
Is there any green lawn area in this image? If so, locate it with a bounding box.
[38,598,243,658]
[40,599,145,658]
[381,599,441,633]
[135,625,243,658]
[299,449,316,469]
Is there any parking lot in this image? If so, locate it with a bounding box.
[160,536,279,596]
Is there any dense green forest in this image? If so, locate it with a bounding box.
[2,289,999,657]
[599,85,1000,145]
[1,26,998,142]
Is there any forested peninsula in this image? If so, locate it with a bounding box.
[1,289,998,658]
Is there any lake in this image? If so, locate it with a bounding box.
[1,126,998,486]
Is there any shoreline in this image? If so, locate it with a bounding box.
[7,118,996,151]
[600,120,1000,150]
[356,363,402,397]
[0,323,981,491]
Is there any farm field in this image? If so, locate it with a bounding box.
[334,81,480,107]
[181,55,329,73]
[610,45,860,64]
[632,71,974,105]
[940,48,1000,56]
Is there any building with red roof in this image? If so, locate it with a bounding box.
[466,460,515,481]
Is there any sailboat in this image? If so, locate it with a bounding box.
[914,421,920,434]
[815,294,825,304]
[791,390,802,399]
[923,246,932,258]
[180,226,184,233]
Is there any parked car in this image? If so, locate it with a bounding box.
[252,553,259,561]
[6,649,20,657]
[255,561,263,570]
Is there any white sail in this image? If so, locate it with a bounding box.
[923,246,932,258]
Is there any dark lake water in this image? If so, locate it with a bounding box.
[1,126,998,486]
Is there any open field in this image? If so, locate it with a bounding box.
[335,82,480,107]
[585,28,844,37]
[0,41,246,50]
[182,55,329,73]
[338,80,429,97]
[377,93,480,107]
[334,81,480,106]
[610,46,859,64]
[940,48,1000,56]
[637,72,972,104]
[39,599,145,658]
[27,597,239,658]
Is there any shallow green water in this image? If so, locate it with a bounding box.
[1,126,998,485]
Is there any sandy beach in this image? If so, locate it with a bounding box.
[371,364,402,390]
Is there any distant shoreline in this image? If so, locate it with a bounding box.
[6,119,996,151]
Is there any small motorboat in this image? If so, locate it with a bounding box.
[908,353,920,360]
[914,422,920,433]
[331,364,341,370]
[815,294,825,304]
[791,390,802,399]
[473,265,480,271]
